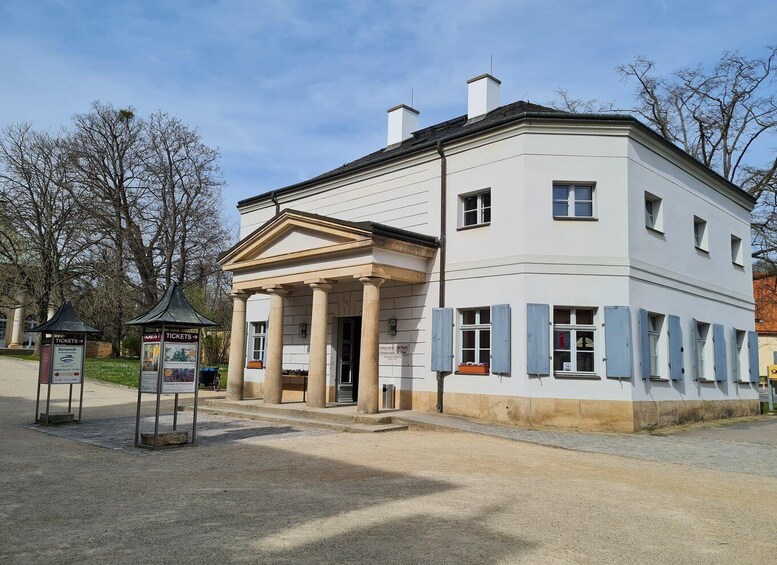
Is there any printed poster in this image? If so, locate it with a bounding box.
[162,331,199,394]
[39,344,52,384]
[141,332,161,393]
[51,336,84,384]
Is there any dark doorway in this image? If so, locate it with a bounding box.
[336,316,361,403]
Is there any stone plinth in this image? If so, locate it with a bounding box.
[38,413,75,425]
[140,431,189,447]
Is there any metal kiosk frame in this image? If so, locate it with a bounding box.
[126,283,218,450]
[30,302,100,425]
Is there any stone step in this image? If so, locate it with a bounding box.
[200,399,397,426]
[192,406,408,434]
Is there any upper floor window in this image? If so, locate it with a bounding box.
[459,308,490,366]
[645,192,663,232]
[731,235,744,266]
[694,216,709,252]
[553,183,594,219]
[460,190,491,227]
[553,307,596,374]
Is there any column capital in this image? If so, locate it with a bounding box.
[307,279,334,291]
[264,285,291,296]
[228,289,250,301]
[358,276,385,287]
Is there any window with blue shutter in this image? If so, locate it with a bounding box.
[639,309,650,379]
[431,308,454,372]
[712,324,728,382]
[527,303,550,376]
[667,315,684,381]
[604,306,633,378]
[748,331,760,384]
[491,304,511,374]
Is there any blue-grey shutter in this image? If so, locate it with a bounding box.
[667,315,684,381]
[638,309,650,379]
[491,304,511,374]
[713,324,728,382]
[527,303,550,376]
[604,306,633,378]
[748,330,760,383]
[431,308,454,372]
[691,319,700,380]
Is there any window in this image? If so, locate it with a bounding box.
[645,192,663,232]
[734,329,747,381]
[647,313,665,378]
[731,235,744,266]
[695,321,711,380]
[459,308,490,366]
[553,183,594,219]
[693,216,708,251]
[249,321,267,362]
[553,307,596,374]
[460,190,491,227]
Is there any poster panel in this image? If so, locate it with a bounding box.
[141,332,162,393]
[51,336,85,384]
[39,344,52,384]
[162,331,199,394]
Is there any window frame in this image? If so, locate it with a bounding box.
[693,216,709,252]
[730,234,744,266]
[647,312,666,379]
[458,307,491,369]
[695,321,712,381]
[553,306,598,376]
[458,189,491,229]
[552,182,596,220]
[249,321,267,363]
[644,192,664,233]
[734,329,748,382]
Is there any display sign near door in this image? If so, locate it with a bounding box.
[162,331,199,394]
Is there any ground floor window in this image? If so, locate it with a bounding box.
[695,321,711,379]
[553,307,596,374]
[250,321,267,362]
[648,313,665,378]
[459,308,490,366]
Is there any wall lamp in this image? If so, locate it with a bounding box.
[388,317,398,336]
[299,322,307,338]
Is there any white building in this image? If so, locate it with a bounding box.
[220,74,760,432]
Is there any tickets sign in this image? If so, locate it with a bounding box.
[161,331,199,394]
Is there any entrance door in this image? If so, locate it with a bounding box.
[336,316,361,403]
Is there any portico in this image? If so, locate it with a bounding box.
[219,210,438,414]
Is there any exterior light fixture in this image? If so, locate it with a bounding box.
[299,322,307,338]
[388,317,398,336]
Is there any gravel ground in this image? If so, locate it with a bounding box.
[1,356,776,564]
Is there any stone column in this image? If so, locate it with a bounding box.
[264,286,290,405]
[8,303,24,349]
[307,280,333,408]
[357,277,384,414]
[226,290,249,401]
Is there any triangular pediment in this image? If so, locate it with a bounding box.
[220,211,374,271]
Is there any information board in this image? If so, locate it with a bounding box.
[141,332,162,393]
[39,344,52,384]
[162,331,199,394]
[51,336,84,384]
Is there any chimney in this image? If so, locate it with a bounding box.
[467,74,501,121]
[387,104,419,147]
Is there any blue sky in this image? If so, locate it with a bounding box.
[1,0,775,229]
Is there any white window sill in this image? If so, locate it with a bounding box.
[646,226,665,236]
[553,216,597,222]
[648,376,669,382]
[554,372,601,380]
[457,222,490,232]
[696,378,717,383]
[695,246,710,255]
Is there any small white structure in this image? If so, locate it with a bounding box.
[220,74,760,431]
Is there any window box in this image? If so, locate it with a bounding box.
[457,364,489,374]
[247,360,264,369]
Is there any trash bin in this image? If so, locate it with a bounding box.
[382,384,395,409]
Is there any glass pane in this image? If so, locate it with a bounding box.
[463,195,478,211]
[554,308,571,324]
[575,202,593,217]
[482,207,491,223]
[480,329,490,349]
[554,330,570,350]
[553,201,568,217]
[577,352,595,372]
[462,330,476,348]
[464,210,477,226]
[479,309,490,324]
[553,185,568,200]
[575,185,593,200]
[462,349,476,363]
[554,351,571,371]
[341,365,351,383]
[462,310,476,325]
[479,349,490,364]
[575,309,594,325]
[650,354,659,376]
[481,192,491,207]
[576,331,595,351]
